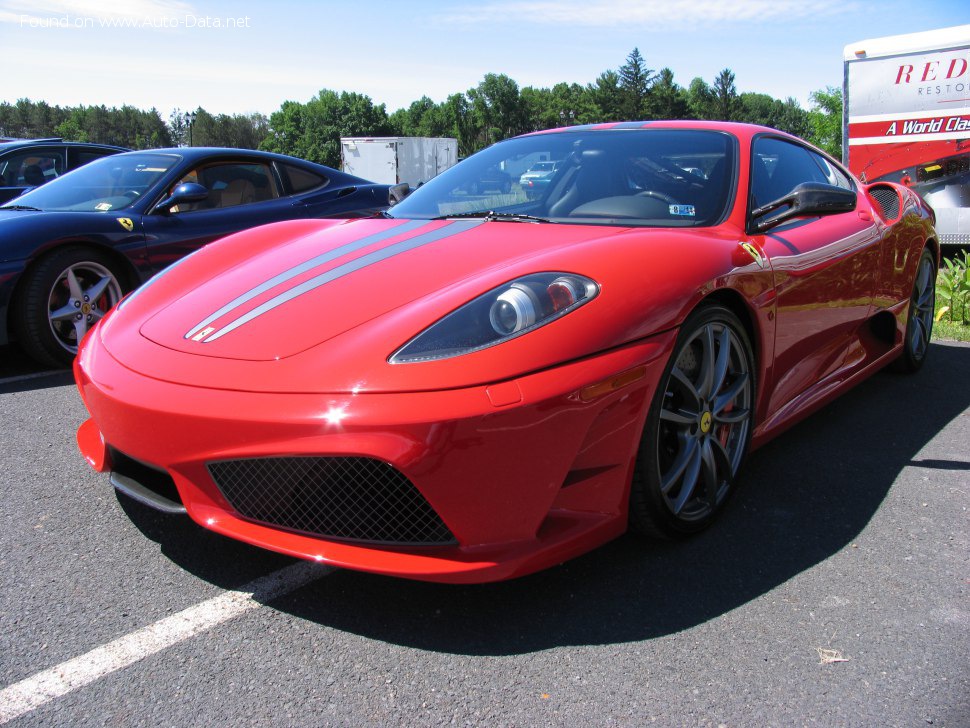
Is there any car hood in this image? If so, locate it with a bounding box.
[136,217,627,362]
[99,216,740,393]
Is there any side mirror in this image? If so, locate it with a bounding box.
[750,182,856,233]
[151,182,209,214]
[388,183,411,206]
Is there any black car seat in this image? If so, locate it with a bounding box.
[23,164,46,187]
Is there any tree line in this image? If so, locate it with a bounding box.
[0,49,844,168]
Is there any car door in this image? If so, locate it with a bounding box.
[141,159,293,271]
[749,136,882,417]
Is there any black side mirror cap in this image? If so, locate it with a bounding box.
[750,182,857,233]
[388,183,411,206]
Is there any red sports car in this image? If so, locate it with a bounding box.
[74,121,938,583]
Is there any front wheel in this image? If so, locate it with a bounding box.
[13,246,126,367]
[630,305,755,538]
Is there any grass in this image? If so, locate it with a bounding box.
[933,314,970,342]
[934,251,970,343]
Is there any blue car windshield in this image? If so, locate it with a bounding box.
[388,129,737,227]
[1,153,180,212]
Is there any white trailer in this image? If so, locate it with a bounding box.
[843,25,970,245]
[340,137,458,187]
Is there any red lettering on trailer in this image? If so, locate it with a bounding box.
[895,65,914,84]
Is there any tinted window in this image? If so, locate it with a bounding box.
[281,163,328,193]
[0,148,65,187]
[750,137,853,209]
[170,162,280,213]
[71,149,119,167]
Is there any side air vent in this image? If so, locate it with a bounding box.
[867,184,901,221]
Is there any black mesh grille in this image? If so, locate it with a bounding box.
[207,457,455,545]
[868,185,900,221]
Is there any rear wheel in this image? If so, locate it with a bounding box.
[892,246,935,374]
[630,305,755,538]
[13,246,125,367]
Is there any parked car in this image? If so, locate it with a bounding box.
[0,138,128,204]
[519,160,559,186]
[462,166,511,194]
[1,147,396,366]
[75,121,937,583]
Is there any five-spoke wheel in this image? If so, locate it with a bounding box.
[13,247,125,367]
[631,305,754,537]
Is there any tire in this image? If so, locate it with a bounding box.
[630,305,755,538]
[12,246,126,368]
[892,246,935,374]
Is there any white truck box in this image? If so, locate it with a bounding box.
[340,137,458,186]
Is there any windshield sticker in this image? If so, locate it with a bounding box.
[669,205,696,217]
[95,202,113,211]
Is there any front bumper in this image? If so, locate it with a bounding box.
[75,330,676,582]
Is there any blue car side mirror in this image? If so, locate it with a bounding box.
[152,182,209,214]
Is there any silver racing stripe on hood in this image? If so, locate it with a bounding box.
[188,220,483,344]
[184,218,430,341]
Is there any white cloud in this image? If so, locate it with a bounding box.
[443,0,853,28]
[0,0,194,25]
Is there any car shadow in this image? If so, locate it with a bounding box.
[118,340,970,656]
[0,345,72,393]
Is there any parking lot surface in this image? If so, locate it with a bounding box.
[1,341,968,726]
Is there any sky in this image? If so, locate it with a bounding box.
[1,0,969,121]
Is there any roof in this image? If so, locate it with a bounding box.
[0,138,129,152]
[843,24,970,61]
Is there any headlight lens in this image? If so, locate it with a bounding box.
[390,272,599,363]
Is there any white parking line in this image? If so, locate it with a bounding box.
[0,561,332,724]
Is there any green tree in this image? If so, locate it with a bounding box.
[261,90,390,167]
[686,77,714,120]
[468,73,526,147]
[588,70,624,122]
[711,69,740,121]
[649,68,688,119]
[619,48,656,120]
[807,86,843,160]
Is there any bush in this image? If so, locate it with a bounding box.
[936,250,970,326]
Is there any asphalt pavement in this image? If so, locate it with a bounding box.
[0,340,967,726]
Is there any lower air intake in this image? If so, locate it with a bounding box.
[207,456,455,545]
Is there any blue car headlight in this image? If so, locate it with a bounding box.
[390,272,599,363]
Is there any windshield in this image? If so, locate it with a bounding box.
[390,129,736,227]
[1,153,180,212]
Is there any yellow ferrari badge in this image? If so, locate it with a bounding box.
[118,218,134,232]
[740,241,765,269]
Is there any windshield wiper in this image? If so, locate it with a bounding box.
[432,211,553,223]
[0,204,42,211]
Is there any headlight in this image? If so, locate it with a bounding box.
[390,272,599,363]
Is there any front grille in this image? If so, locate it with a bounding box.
[868,185,900,221]
[208,457,455,545]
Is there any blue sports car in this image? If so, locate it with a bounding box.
[0,147,397,366]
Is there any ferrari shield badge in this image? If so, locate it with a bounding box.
[118,218,134,232]
[739,241,765,269]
